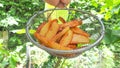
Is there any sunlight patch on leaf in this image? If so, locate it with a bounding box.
[0,16,18,27]
[7,16,18,26]
[15,46,23,52]
[0,39,3,44]
[0,39,4,49]
[112,6,120,14]
[96,14,104,20]
[105,0,113,7]
[0,3,3,7]
[104,12,111,21]
[99,6,106,14]
[29,29,36,34]
[11,29,36,34]
[14,29,25,34]
[0,43,3,49]
[91,0,98,8]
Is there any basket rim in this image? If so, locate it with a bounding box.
[26,8,105,54]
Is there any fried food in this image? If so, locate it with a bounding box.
[71,27,90,37]
[59,16,66,23]
[36,23,46,33]
[34,17,90,50]
[70,34,90,44]
[39,21,51,36]
[59,30,73,46]
[34,32,72,50]
[60,19,82,29]
[67,45,77,49]
[45,19,59,39]
[52,27,69,42]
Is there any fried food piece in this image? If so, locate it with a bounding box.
[34,32,72,50]
[39,22,51,36]
[71,27,90,37]
[59,16,66,23]
[34,18,90,51]
[39,19,57,36]
[48,41,72,50]
[36,23,46,33]
[70,34,90,44]
[34,32,49,45]
[52,27,69,41]
[67,45,77,49]
[60,30,73,46]
[45,19,59,39]
[60,19,82,29]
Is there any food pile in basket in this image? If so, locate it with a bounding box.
[34,17,90,50]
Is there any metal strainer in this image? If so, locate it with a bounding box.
[26,8,105,58]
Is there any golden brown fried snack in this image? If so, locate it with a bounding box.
[59,16,66,23]
[34,32,49,45]
[60,19,82,29]
[45,19,59,39]
[60,30,73,46]
[39,22,51,36]
[36,23,46,33]
[34,17,90,51]
[71,27,90,37]
[70,34,90,44]
[52,27,69,42]
[48,41,72,50]
[34,32,72,50]
[67,44,77,49]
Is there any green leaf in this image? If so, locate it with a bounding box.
[0,39,3,47]
[9,56,17,68]
[77,44,84,48]
[0,47,9,55]
[112,30,120,37]
[104,12,111,20]
[12,29,35,34]
[0,59,9,68]
[103,29,120,44]
[105,0,113,7]
[29,29,36,34]
[112,6,120,14]
[111,30,120,43]
[103,29,112,44]
[91,0,98,8]
[16,29,25,34]
[90,38,96,44]
[99,5,106,14]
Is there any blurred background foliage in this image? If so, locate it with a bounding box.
[0,0,120,68]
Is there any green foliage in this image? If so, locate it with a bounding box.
[0,0,120,68]
[0,0,44,67]
[42,56,57,68]
[100,45,115,68]
[103,29,120,44]
[0,0,44,28]
[0,45,26,68]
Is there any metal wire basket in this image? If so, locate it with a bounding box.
[26,8,105,58]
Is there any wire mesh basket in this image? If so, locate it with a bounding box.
[26,8,105,58]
